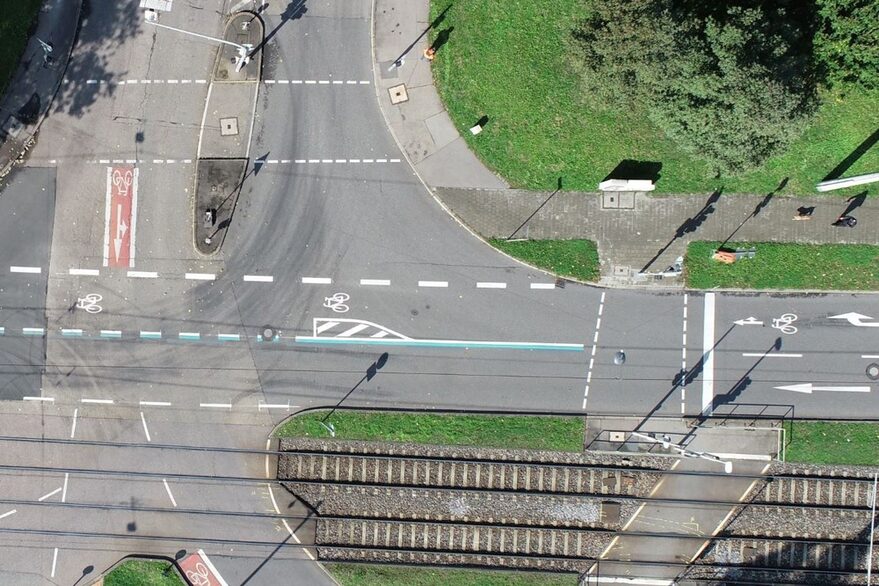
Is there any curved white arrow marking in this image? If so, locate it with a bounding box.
[829,312,879,327]
[774,383,871,394]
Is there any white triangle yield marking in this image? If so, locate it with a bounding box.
[339,324,370,337]
[315,321,340,334]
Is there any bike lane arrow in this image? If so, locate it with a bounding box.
[774,383,871,394]
[734,317,764,326]
[829,312,879,327]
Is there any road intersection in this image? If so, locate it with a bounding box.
[0,0,878,583]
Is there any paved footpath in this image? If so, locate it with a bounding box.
[371,0,879,287]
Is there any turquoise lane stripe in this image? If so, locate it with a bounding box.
[294,337,584,352]
[0,327,4,335]
[178,333,201,340]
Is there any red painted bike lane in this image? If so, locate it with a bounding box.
[103,165,138,267]
[178,549,229,586]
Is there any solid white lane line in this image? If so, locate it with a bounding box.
[51,548,58,578]
[38,488,62,502]
[582,291,606,409]
[418,280,448,288]
[140,401,172,407]
[702,293,716,415]
[530,283,556,289]
[185,272,216,281]
[162,479,177,507]
[243,275,273,282]
[10,266,41,274]
[62,473,69,502]
[264,438,271,479]
[360,279,390,286]
[23,396,54,402]
[70,408,78,439]
[0,510,16,520]
[127,270,158,278]
[81,398,114,404]
[69,268,100,276]
[476,282,507,289]
[742,352,802,358]
[862,355,879,358]
[140,412,152,442]
[302,277,332,284]
[103,166,111,266]
[681,294,688,415]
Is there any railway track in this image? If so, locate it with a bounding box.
[279,439,879,582]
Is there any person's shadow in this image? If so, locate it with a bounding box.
[431,27,454,52]
[839,191,867,217]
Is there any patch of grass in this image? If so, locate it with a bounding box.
[276,411,585,453]
[0,0,43,97]
[784,421,879,466]
[327,563,576,586]
[685,241,879,290]
[490,238,599,282]
[104,560,184,586]
[429,0,879,196]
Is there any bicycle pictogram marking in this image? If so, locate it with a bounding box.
[76,293,103,314]
[323,292,350,313]
[112,168,133,197]
[185,562,210,586]
[771,313,798,335]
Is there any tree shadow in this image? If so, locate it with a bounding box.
[52,0,142,117]
[823,128,879,181]
[253,0,307,56]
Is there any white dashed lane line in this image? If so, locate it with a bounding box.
[476,282,507,289]
[302,277,332,284]
[360,279,390,286]
[418,281,449,288]
[185,273,216,281]
[530,283,557,289]
[582,291,606,410]
[69,268,99,276]
[10,266,41,274]
[85,157,401,165]
[243,275,274,282]
[127,270,158,279]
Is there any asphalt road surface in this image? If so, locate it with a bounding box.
[1,0,878,583]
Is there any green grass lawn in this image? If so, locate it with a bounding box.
[490,238,599,282]
[104,560,184,586]
[328,563,576,586]
[686,242,879,290]
[276,410,585,452]
[0,0,43,97]
[429,0,879,196]
[785,421,879,466]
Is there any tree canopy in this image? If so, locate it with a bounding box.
[571,0,820,175]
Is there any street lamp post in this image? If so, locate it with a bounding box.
[144,17,253,72]
[630,431,733,474]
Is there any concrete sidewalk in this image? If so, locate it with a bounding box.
[0,0,82,179]
[371,0,879,288]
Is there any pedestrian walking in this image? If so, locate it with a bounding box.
[833,215,857,228]
[422,47,436,61]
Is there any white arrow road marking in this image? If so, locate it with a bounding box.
[734,317,763,326]
[774,383,871,394]
[829,312,879,327]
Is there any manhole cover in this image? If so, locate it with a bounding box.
[867,363,879,380]
[388,83,409,105]
[220,117,239,136]
[261,326,275,341]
